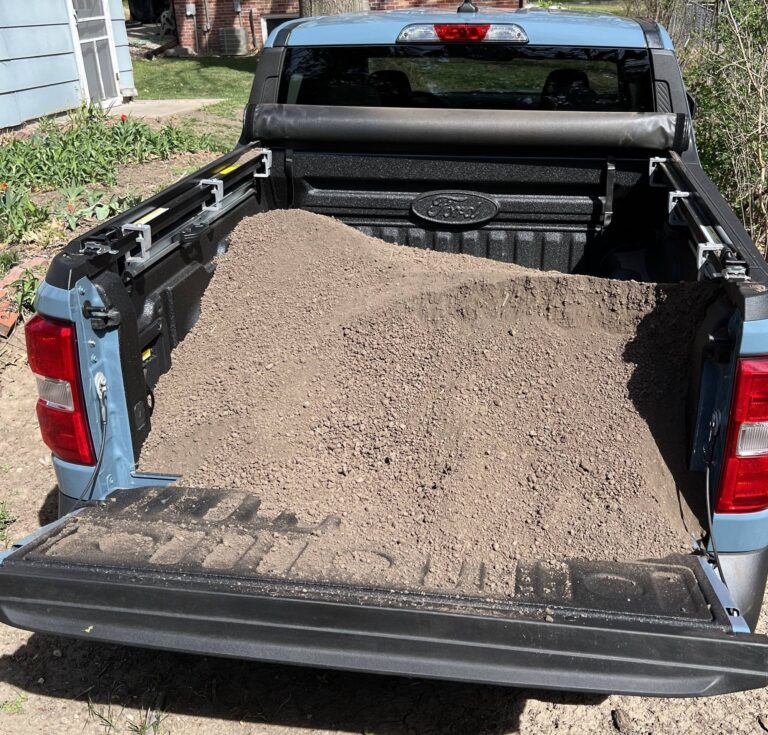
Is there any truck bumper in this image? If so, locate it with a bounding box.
[719,546,768,629]
[1,487,766,698]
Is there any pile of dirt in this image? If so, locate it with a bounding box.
[140,210,710,592]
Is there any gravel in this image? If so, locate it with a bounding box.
[139,210,712,590]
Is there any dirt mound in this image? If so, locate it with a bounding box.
[140,210,710,590]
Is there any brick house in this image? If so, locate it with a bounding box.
[172,0,523,54]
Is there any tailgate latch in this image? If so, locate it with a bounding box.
[82,300,121,330]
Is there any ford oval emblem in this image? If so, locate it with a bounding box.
[411,190,498,226]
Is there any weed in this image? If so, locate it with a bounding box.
[127,707,168,735]
[0,691,26,715]
[87,698,121,734]
[11,269,39,316]
[0,185,49,244]
[0,502,16,547]
[0,249,19,276]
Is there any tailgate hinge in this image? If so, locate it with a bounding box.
[721,248,750,282]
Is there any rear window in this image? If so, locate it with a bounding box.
[278,45,654,112]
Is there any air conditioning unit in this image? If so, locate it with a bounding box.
[219,27,248,55]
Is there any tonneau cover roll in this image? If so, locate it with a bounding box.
[249,105,690,152]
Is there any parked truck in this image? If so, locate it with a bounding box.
[1,5,766,696]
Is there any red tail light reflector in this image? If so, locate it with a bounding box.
[25,314,95,465]
[716,357,768,513]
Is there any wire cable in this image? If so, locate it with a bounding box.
[79,381,109,503]
[703,410,728,587]
[705,463,728,587]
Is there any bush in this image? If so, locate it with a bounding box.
[0,105,213,192]
[683,1,768,254]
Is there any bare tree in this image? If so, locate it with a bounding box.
[299,0,369,16]
[621,0,680,22]
[685,0,768,254]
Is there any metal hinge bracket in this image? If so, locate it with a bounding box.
[253,148,272,178]
[200,178,224,212]
[696,242,723,271]
[122,222,153,265]
[668,190,690,226]
[601,161,615,229]
[648,156,667,186]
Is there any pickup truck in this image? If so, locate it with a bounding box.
[1,5,767,697]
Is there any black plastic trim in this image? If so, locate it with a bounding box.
[2,488,767,698]
[0,562,765,697]
[635,18,664,49]
[272,19,307,47]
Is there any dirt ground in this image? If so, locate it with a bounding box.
[0,214,766,734]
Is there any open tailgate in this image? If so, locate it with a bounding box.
[0,487,765,697]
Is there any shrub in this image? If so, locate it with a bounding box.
[683,1,768,254]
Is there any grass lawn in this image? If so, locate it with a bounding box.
[133,57,258,120]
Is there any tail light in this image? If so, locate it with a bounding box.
[717,357,768,513]
[397,23,528,43]
[25,314,95,465]
[433,24,490,41]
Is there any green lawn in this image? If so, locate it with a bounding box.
[133,57,258,120]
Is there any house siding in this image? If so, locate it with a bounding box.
[0,0,135,128]
[108,0,136,95]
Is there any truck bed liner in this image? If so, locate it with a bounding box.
[1,487,766,697]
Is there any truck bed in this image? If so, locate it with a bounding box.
[138,209,707,575]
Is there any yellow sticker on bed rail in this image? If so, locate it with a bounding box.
[217,163,241,176]
[132,207,168,226]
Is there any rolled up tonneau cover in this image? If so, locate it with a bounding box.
[249,105,690,152]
